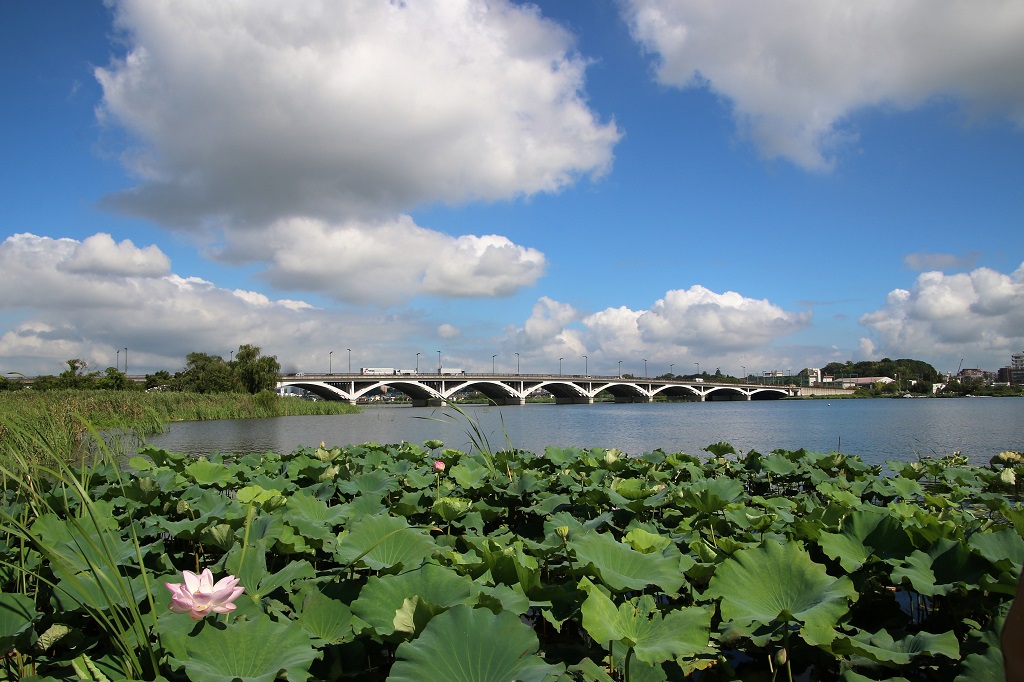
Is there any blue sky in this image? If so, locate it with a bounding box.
[2,0,1022,379]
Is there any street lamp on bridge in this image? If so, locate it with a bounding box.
[346,349,351,374]
[583,355,588,376]
[515,352,520,375]
[643,359,647,378]
[670,363,674,378]
[742,365,746,383]
[416,352,420,373]
[124,348,128,375]
[618,360,622,377]
[437,350,442,372]
[329,350,333,374]
[492,354,497,374]
[559,357,563,375]
[695,362,699,378]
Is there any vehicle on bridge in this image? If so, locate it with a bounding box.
[361,367,396,375]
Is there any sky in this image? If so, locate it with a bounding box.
[2,0,1023,381]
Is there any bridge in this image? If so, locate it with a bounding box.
[276,372,853,406]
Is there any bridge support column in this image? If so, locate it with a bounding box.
[555,396,594,404]
[614,396,653,403]
[491,397,526,405]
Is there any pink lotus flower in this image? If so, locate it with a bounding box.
[165,569,244,620]
[433,460,445,472]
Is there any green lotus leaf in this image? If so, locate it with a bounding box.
[166,614,317,682]
[707,539,856,646]
[350,563,475,638]
[623,528,672,554]
[954,646,1005,682]
[870,475,924,501]
[0,593,37,648]
[677,477,744,515]
[578,578,711,664]
[571,531,685,594]
[294,587,354,645]
[461,537,542,594]
[891,538,987,596]
[388,605,562,682]
[433,496,472,522]
[334,514,436,570]
[832,627,960,666]
[283,492,347,526]
[337,469,400,497]
[450,458,491,488]
[969,527,1024,571]
[183,459,237,487]
[818,508,915,572]
[235,485,287,509]
[704,442,738,458]
[30,512,136,573]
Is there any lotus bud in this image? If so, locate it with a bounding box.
[433,460,446,472]
[1001,468,1016,486]
[554,526,570,540]
[773,647,788,667]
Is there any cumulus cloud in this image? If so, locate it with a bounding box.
[621,0,1024,170]
[58,232,171,277]
[0,233,423,375]
[859,263,1024,369]
[215,216,545,306]
[95,0,620,226]
[438,323,461,340]
[502,287,809,372]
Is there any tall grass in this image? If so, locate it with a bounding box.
[0,390,358,466]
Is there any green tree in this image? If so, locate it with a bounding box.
[234,344,281,394]
[177,352,237,393]
[97,367,136,390]
[145,370,173,390]
[58,359,99,389]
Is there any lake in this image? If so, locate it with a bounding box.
[144,397,1023,468]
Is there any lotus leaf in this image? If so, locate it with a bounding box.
[166,614,317,682]
[433,496,472,522]
[388,605,562,682]
[0,593,37,648]
[677,477,744,515]
[571,531,685,593]
[707,539,856,646]
[183,459,236,487]
[818,508,914,572]
[578,578,711,664]
[350,563,475,637]
[334,514,436,570]
[969,527,1024,571]
[891,537,987,596]
[832,627,960,666]
[294,587,354,645]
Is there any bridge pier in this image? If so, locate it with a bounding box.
[555,396,594,405]
[490,397,526,406]
[412,398,447,407]
[614,396,653,403]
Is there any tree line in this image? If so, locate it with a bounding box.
[0,344,281,395]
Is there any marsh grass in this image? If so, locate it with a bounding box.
[0,389,358,466]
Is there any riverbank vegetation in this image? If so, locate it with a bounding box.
[0,413,1020,680]
[0,390,358,465]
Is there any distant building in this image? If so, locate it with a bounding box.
[1008,350,1024,385]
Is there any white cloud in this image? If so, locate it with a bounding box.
[0,233,423,375]
[58,232,170,277]
[502,287,809,373]
[622,0,1024,170]
[859,263,1024,369]
[438,323,461,340]
[95,0,620,226]
[216,216,545,306]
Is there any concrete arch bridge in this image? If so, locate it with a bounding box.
[275,373,833,406]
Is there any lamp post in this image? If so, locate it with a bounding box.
[229,350,234,364]
[695,362,699,378]
[618,360,622,377]
[416,352,421,373]
[583,355,588,376]
[346,348,351,374]
[670,363,674,378]
[515,352,520,375]
[329,351,333,374]
[492,354,497,374]
[437,350,442,373]
[559,357,563,375]
[643,358,647,378]
[124,348,128,375]
[116,349,120,373]
[742,365,746,384]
